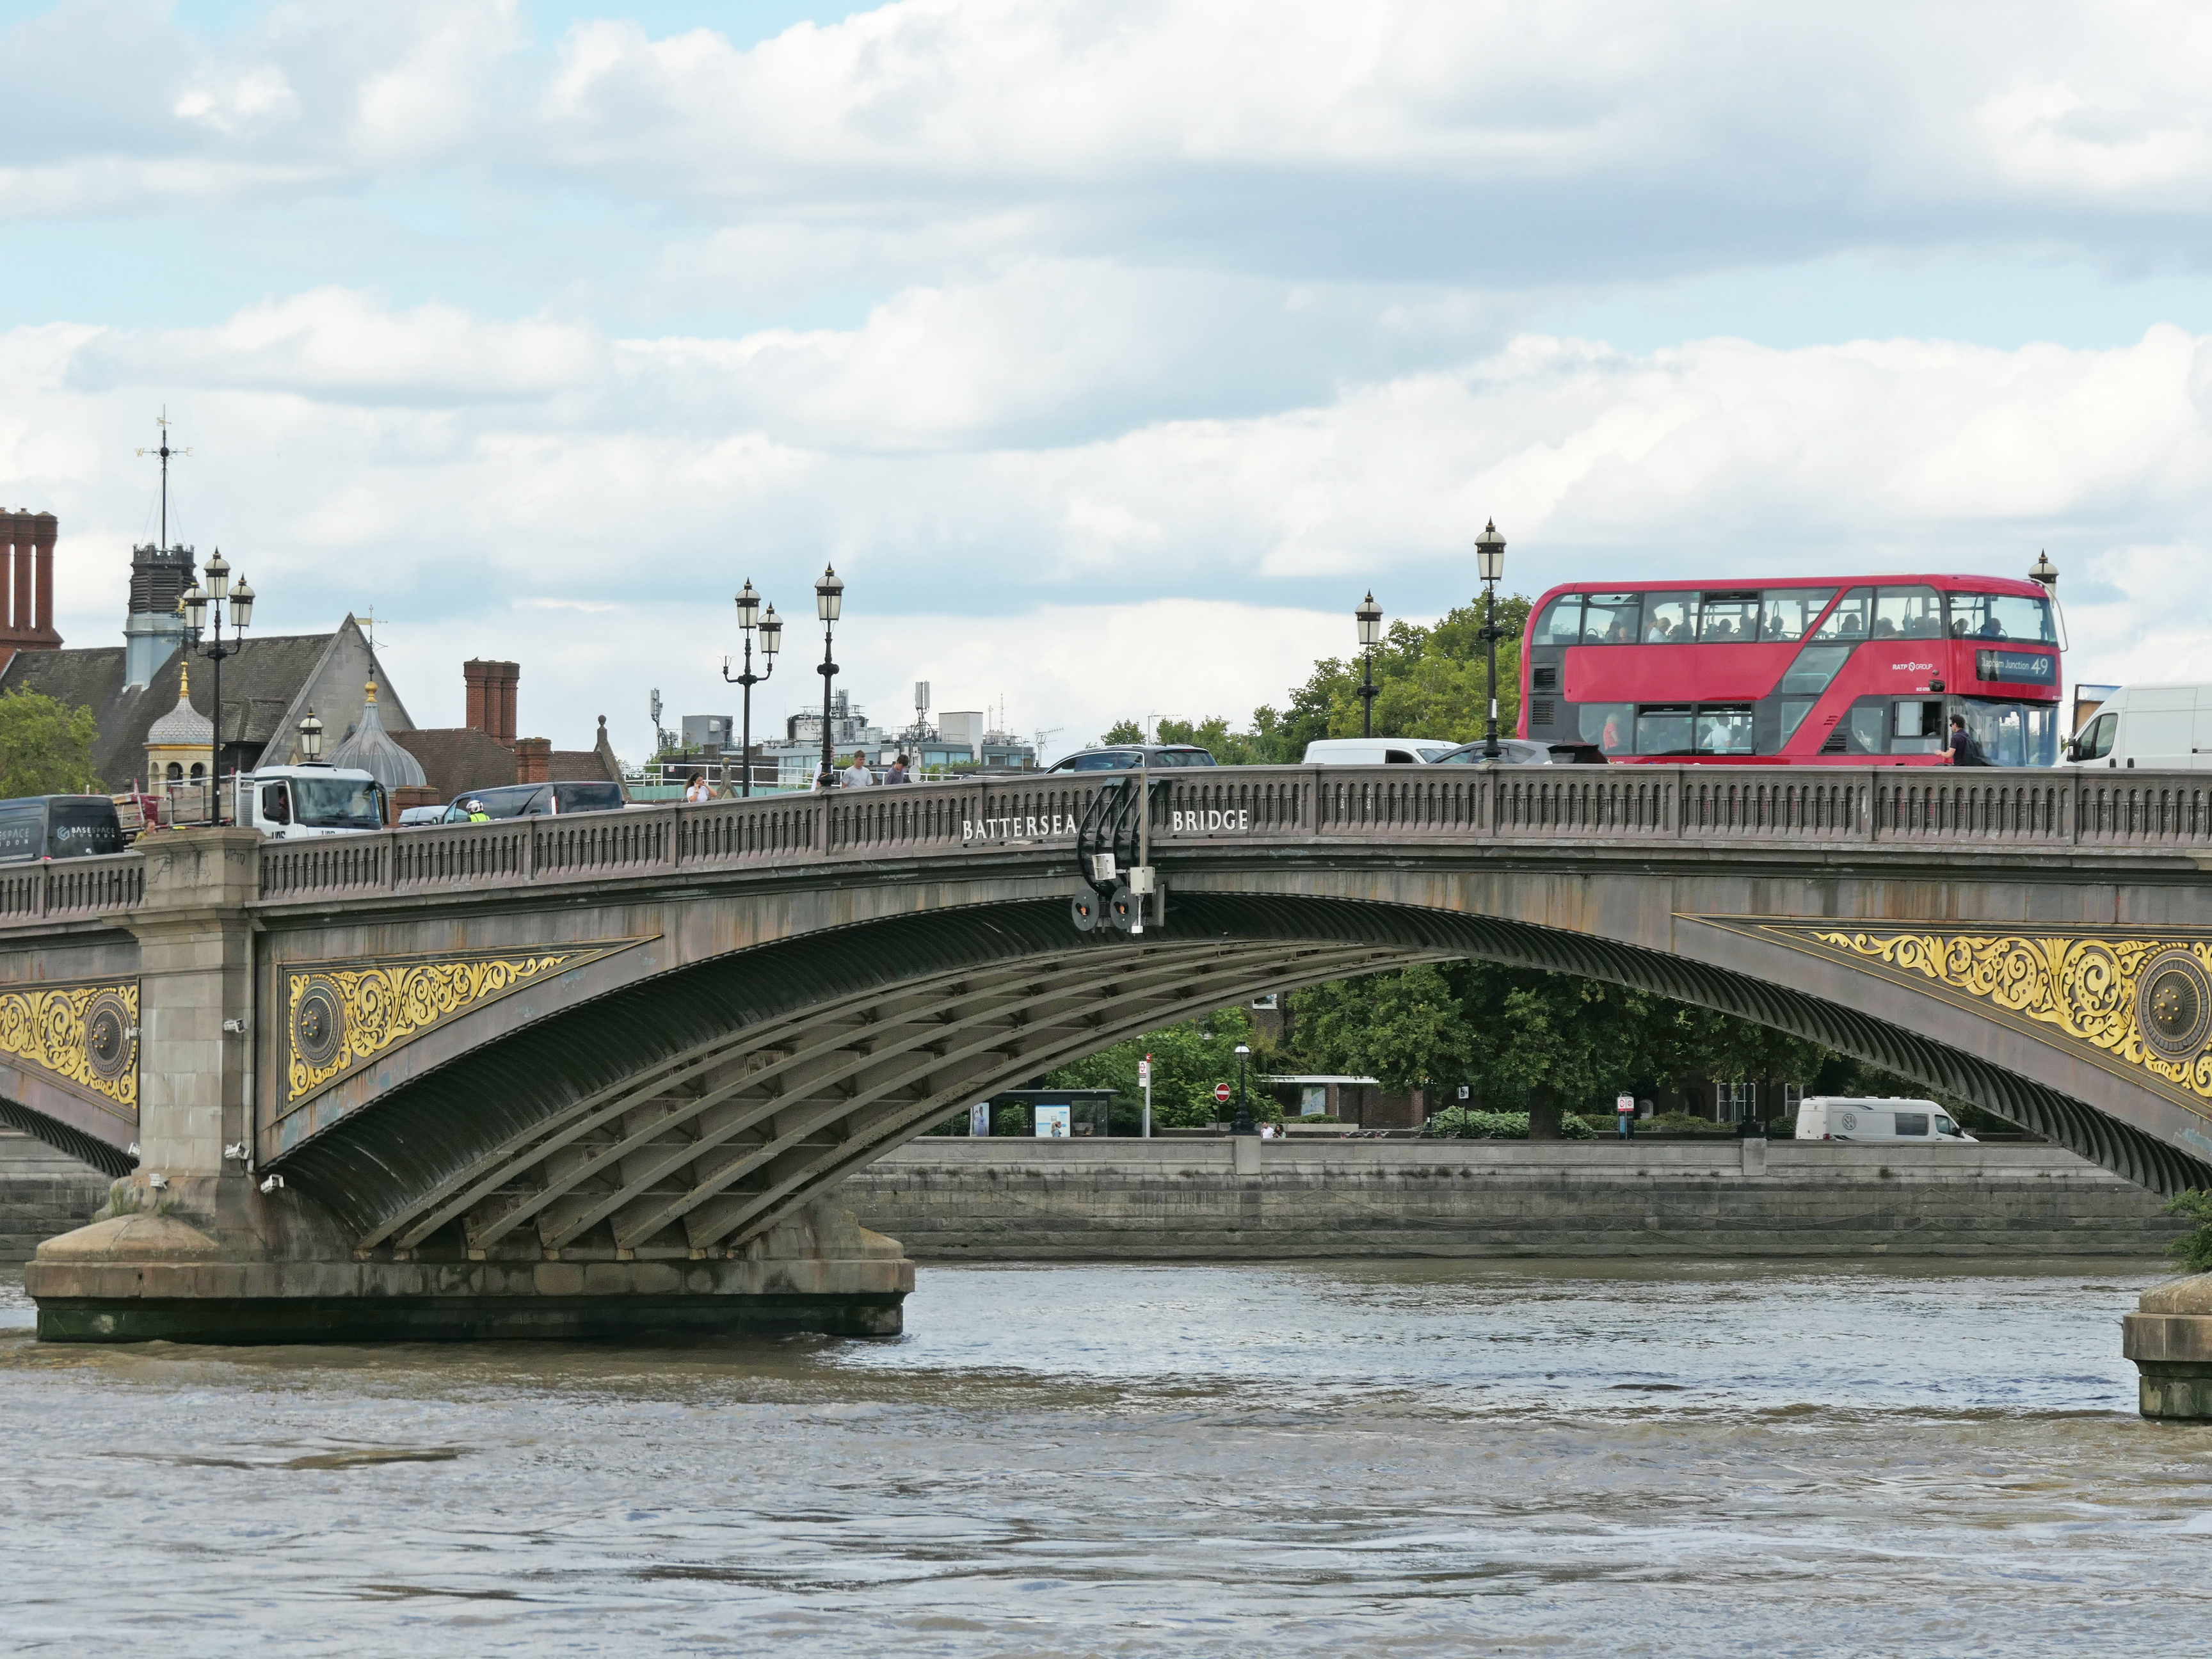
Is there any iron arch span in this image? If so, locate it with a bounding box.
[275,887,2212,1268]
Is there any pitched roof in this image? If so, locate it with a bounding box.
[0,617,413,791]
[550,748,621,784]
[391,728,517,803]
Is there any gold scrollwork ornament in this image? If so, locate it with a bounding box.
[286,952,579,1101]
[1813,930,2212,1102]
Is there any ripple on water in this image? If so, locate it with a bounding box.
[1,1257,2208,1658]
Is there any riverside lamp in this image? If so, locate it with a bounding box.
[181,550,254,825]
[1354,591,1384,737]
[815,564,845,784]
[2028,550,2058,591]
[1232,1042,1257,1137]
[721,580,782,797]
[297,709,323,763]
[1476,519,1507,758]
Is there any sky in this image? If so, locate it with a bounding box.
[7,0,2212,760]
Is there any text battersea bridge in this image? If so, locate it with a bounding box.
[6,763,2212,1411]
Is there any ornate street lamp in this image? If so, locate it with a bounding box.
[1354,591,1383,738]
[297,709,324,764]
[182,550,253,824]
[815,564,844,785]
[1232,1041,1257,1137]
[1476,519,1507,758]
[2028,550,2059,590]
[721,581,781,797]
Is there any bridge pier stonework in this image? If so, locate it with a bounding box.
[8,765,2212,1402]
[23,830,913,1342]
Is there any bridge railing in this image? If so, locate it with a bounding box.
[239,764,2212,908]
[0,853,145,925]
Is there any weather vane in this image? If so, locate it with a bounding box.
[134,407,191,552]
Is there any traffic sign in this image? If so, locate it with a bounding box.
[1214,1083,1232,1104]
[1138,1059,1151,1086]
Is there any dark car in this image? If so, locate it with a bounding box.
[439,781,628,822]
[1431,739,1607,765]
[1044,745,1217,774]
[0,794,126,862]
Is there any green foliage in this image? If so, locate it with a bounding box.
[1423,1107,1598,1139]
[1098,718,1145,744]
[1043,1005,1263,1128]
[1645,1112,1740,1135]
[1290,960,1831,1116]
[2165,1190,2212,1274]
[0,688,101,798]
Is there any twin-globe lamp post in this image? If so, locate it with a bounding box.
[721,580,783,796]
[180,550,254,826]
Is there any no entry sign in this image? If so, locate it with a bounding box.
[1214,1083,1232,1103]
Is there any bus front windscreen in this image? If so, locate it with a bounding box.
[293,777,385,830]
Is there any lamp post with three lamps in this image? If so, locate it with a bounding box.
[180,550,254,826]
[1476,519,1508,759]
[814,565,844,785]
[721,581,783,797]
[1354,592,1384,738]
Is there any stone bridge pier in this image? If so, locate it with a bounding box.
[26,830,913,1342]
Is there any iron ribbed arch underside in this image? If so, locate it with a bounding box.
[275,892,2212,1246]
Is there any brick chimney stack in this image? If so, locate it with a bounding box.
[462,659,520,747]
[0,509,63,675]
[513,737,551,785]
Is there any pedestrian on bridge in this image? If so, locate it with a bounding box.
[842,751,877,789]
[1948,715,1992,767]
[684,772,710,804]
[886,754,910,784]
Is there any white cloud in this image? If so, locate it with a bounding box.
[11,286,2212,761]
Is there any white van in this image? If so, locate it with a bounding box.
[2066,683,2212,770]
[1303,738,1458,765]
[1794,1096,1976,1143]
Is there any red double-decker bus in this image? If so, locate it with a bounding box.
[1519,573,2063,765]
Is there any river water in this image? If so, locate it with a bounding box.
[3,1257,2208,1656]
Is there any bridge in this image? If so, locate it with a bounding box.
[7,764,2212,1411]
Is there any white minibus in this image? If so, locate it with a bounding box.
[1793,1096,1976,1142]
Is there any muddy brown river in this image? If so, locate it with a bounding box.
[3,1258,2207,1655]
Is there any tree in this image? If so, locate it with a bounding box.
[1098,718,1145,744]
[0,688,100,797]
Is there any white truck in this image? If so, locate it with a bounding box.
[1794,1096,1976,1143]
[232,765,389,839]
[2065,683,2212,771]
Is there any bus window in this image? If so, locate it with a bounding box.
[1697,595,1759,643]
[1847,703,1887,754]
[1695,707,1755,753]
[1531,595,1583,646]
[1578,703,1633,754]
[1642,595,1696,643]
[1778,643,1854,696]
[1892,700,1946,755]
[1761,589,1834,643]
[1635,707,1694,755]
[1777,698,1818,746]
[1813,588,1873,641]
[1581,594,1640,645]
[1873,586,1943,640]
[1948,590,2056,643]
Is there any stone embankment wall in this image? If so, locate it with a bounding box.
[846,1138,2189,1260]
[1,1133,2188,1263]
[0,1134,111,1262]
